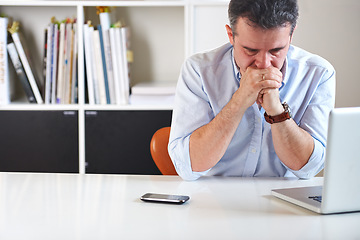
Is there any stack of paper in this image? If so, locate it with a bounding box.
[130,82,176,106]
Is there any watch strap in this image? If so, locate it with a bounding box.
[264,103,291,124]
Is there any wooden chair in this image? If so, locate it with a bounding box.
[150,127,178,175]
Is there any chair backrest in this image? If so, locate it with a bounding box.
[150,127,178,175]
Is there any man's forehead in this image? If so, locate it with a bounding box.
[235,17,292,33]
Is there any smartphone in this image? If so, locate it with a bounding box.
[140,193,190,204]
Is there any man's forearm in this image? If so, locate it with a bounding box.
[189,98,247,172]
[271,119,314,170]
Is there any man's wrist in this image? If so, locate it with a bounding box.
[264,102,284,116]
[264,102,291,124]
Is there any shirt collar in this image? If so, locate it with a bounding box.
[231,48,241,82]
[280,56,288,89]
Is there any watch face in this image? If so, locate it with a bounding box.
[283,102,292,118]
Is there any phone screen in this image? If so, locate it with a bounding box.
[140,193,190,204]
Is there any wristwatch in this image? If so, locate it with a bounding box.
[264,102,291,124]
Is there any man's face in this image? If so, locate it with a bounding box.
[226,17,293,76]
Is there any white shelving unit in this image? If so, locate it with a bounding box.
[0,0,230,173]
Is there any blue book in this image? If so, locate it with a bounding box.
[97,24,110,104]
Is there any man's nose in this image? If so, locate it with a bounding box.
[255,52,272,69]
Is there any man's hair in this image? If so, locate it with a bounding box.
[228,0,298,35]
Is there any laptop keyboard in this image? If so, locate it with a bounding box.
[309,196,322,202]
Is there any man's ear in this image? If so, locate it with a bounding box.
[290,25,297,42]
[225,24,234,45]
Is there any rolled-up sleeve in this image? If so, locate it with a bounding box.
[284,62,336,179]
[168,58,212,180]
[284,138,326,178]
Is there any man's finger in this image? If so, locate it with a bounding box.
[258,80,282,89]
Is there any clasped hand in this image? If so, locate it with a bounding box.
[238,66,284,115]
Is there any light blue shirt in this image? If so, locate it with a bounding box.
[168,43,336,181]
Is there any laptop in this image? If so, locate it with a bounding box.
[271,107,360,214]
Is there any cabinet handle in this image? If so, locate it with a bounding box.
[85,111,98,116]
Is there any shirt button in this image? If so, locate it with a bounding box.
[251,148,257,153]
[257,117,261,123]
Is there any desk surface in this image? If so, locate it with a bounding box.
[0,173,358,240]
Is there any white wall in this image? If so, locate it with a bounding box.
[293,0,360,107]
[192,5,229,54]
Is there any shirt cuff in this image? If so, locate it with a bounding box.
[285,138,325,179]
[169,135,210,181]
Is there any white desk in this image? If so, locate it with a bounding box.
[0,173,358,239]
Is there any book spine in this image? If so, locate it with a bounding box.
[83,24,95,104]
[11,32,43,104]
[100,12,115,104]
[45,24,53,104]
[120,27,130,104]
[92,29,107,104]
[114,27,127,105]
[7,42,36,103]
[51,24,59,104]
[88,26,100,104]
[109,27,121,105]
[102,28,115,104]
[63,23,73,104]
[97,24,110,104]
[70,23,77,104]
[56,22,66,104]
[0,17,10,105]
[42,27,47,101]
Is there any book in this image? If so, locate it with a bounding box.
[83,23,95,104]
[0,16,10,105]
[9,21,43,104]
[44,23,53,104]
[63,22,74,104]
[99,10,115,104]
[42,27,48,100]
[50,23,59,104]
[70,23,78,104]
[113,27,128,105]
[56,22,66,104]
[119,26,131,104]
[109,26,131,105]
[97,24,111,104]
[7,42,36,103]
[92,29,107,104]
[88,25,100,104]
[109,27,122,105]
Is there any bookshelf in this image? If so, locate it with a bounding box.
[0,0,229,174]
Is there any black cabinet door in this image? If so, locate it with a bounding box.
[0,110,79,173]
[85,110,172,174]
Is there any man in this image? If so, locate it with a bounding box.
[168,0,335,180]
